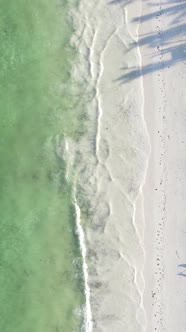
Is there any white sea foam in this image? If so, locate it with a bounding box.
[74,193,93,332]
[63,136,93,332]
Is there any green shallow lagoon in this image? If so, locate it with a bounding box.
[0,1,85,331]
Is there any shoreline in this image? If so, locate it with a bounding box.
[74,193,93,332]
[72,1,150,331]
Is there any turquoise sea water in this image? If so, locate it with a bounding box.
[0,1,85,331]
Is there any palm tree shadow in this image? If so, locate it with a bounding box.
[117,42,186,83]
[110,0,186,83]
[108,0,130,4]
[177,264,186,277]
[132,3,186,25]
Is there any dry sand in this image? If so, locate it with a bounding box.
[140,1,186,331]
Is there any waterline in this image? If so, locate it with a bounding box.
[74,192,93,332]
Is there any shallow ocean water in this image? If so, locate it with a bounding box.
[0,1,85,331]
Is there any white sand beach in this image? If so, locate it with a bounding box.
[71,0,186,331]
[140,1,186,331]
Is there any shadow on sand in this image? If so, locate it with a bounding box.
[110,1,186,82]
[177,264,186,277]
[109,0,130,4]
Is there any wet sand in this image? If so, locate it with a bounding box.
[71,1,150,331]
